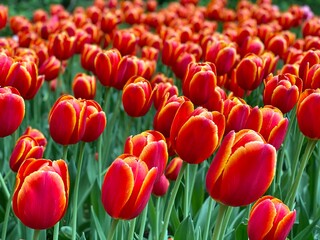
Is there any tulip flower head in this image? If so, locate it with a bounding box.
[248,196,296,240]
[12,158,69,229]
[206,129,276,206]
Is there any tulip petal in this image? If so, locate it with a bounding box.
[274,210,296,240]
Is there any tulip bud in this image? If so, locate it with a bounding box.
[248,196,296,240]
[48,95,87,145]
[165,157,183,181]
[101,154,157,220]
[206,129,276,206]
[12,158,69,229]
[0,87,25,138]
[72,73,96,100]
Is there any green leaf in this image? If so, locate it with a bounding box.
[174,216,196,240]
[293,217,320,240]
[195,197,217,232]
[91,206,107,240]
[235,222,248,240]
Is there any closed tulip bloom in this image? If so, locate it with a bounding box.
[263,73,303,114]
[0,87,25,138]
[170,101,225,164]
[22,126,47,147]
[259,106,289,150]
[152,174,169,196]
[153,81,178,110]
[165,157,183,181]
[9,135,45,172]
[248,196,296,240]
[206,129,277,206]
[0,53,14,86]
[122,76,153,117]
[0,5,8,30]
[236,53,265,91]
[100,11,119,33]
[5,60,44,100]
[297,89,320,139]
[101,154,158,220]
[113,29,138,56]
[38,56,61,82]
[81,100,106,142]
[72,73,96,100]
[182,62,217,106]
[304,64,320,90]
[12,158,69,229]
[80,44,101,73]
[298,50,320,85]
[172,52,196,80]
[48,32,75,61]
[74,29,92,54]
[48,95,87,145]
[124,130,168,183]
[94,48,121,87]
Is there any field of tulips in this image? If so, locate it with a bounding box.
[1,0,320,239]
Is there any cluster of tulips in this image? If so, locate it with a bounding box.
[0,0,320,239]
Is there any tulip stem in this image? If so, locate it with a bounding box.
[128,218,136,240]
[286,139,317,209]
[107,219,119,240]
[63,145,68,161]
[183,164,190,218]
[212,204,232,240]
[53,222,60,240]
[1,190,13,240]
[33,230,40,240]
[160,162,187,240]
[203,198,214,240]
[71,141,86,240]
[139,202,148,240]
[0,173,10,200]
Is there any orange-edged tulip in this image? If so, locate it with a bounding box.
[12,158,69,229]
[298,50,320,85]
[304,63,320,90]
[0,87,25,138]
[5,60,44,100]
[235,53,265,91]
[22,126,47,147]
[170,101,225,164]
[263,73,303,114]
[152,174,169,196]
[9,135,45,172]
[297,89,320,139]
[9,16,32,35]
[0,53,14,87]
[165,157,183,181]
[32,9,48,22]
[0,5,8,30]
[74,29,92,54]
[81,100,106,142]
[223,97,262,135]
[94,48,121,87]
[38,56,61,82]
[122,76,154,117]
[259,106,289,150]
[48,95,87,145]
[48,32,75,61]
[100,11,119,34]
[113,29,138,56]
[248,196,296,240]
[202,86,227,112]
[153,95,190,138]
[72,73,96,100]
[182,62,217,106]
[152,81,178,110]
[124,130,168,183]
[101,154,157,220]
[172,52,196,80]
[265,34,289,59]
[206,129,277,206]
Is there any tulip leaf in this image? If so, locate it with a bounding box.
[293,216,320,240]
[174,215,196,240]
[235,222,248,240]
[91,205,107,240]
[195,197,217,233]
[61,226,73,239]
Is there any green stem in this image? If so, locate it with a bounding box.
[286,139,317,209]
[33,230,40,240]
[312,157,319,220]
[203,198,214,240]
[159,162,187,240]
[155,197,161,240]
[71,141,86,240]
[0,173,10,200]
[211,204,231,240]
[1,192,13,240]
[53,222,60,240]
[183,164,190,218]
[289,130,304,188]
[107,219,119,240]
[128,218,136,240]
[63,145,68,161]
[138,203,148,240]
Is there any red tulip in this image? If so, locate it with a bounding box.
[94,48,122,88]
[165,157,183,181]
[152,81,178,110]
[182,62,217,106]
[113,29,138,56]
[304,63,320,90]
[152,174,169,196]
[22,126,47,147]
[12,158,69,229]
[9,135,45,172]
[206,129,276,206]
[100,11,119,33]
[72,73,96,100]
[74,30,92,54]
[101,154,157,220]
[170,101,225,164]
[259,106,289,150]
[48,32,76,61]
[0,5,8,30]
[48,95,87,145]
[0,86,25,138]
[248,196,296,240]
[296,89,320,139]
[122,76,154,117]
[81,100,106,142]
[298,50,320,86]
[38,56,61,82]
[0,53,14,86]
